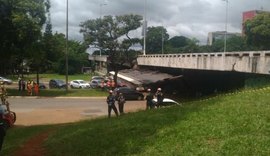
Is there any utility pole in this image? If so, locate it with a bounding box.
[143,0,147,55]
[223,0,228,53]
[65,0,69,91]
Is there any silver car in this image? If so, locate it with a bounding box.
[0,76,13,85]
[70,80,90,89]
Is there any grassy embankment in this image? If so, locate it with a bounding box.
[2,87,270,155]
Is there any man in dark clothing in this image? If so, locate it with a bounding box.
[145,89,154,109]
[0,118,6,152]
[106,90,119,118]
[155,88,164,108]
[117,93,125,115]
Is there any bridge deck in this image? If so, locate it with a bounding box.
[137,51,270,75]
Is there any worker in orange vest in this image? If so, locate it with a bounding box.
[34,83,39,96]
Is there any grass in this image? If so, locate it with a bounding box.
[7,88,108,97]
[2,87,270,155]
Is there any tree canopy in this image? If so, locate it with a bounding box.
[145,26,169,54]
[244,12,270,50]
[0,0,49,75]
[80,14,143,83]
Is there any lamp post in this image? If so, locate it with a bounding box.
[143,0,147,55]
[65,0,69,91]
[223,0,228,53]
[100,1,107,19]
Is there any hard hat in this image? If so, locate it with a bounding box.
[109,90,113,93]
[157,88,161,91]
[147,88,151,92]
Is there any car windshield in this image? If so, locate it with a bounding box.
[55,80,65,84]
[78,80,86,84]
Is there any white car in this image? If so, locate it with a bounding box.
[70,80,90,89]
[0,76,13,85]
[152,98,181,107]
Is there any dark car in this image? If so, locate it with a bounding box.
[90,79,102,88]
[38,82,46,89]
[49,79,66,89]
[114,87,144,100]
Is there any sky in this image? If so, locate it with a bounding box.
[50,0,270,45]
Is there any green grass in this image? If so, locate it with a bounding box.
[3,87,270,155]
[7,88,108,97]
[2,125,54,156]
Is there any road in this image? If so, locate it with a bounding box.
[8,97,146,126]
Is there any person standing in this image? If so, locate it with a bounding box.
[0,116,6,152]
[155,88,164,108]
[34,83,39,96]
[145,88,154,109]
[117,93,125,115]
[27,80,33,96]
[22,79,26,91]
[18,77,22,91]
[106,90,118,118]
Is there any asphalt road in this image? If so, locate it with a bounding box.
[8,97,146,126]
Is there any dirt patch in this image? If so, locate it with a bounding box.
[10,101,146,155]
[12,128,55,156]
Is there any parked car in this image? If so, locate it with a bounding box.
[113,87,144,100]
[38,82,46,89]
[116,79,127,87]
[0,76,13,85]
[90,79,102,88]
[49,79,66,89]
[91,76,105,81]
[152,98,181,107]
[70,80,90,89]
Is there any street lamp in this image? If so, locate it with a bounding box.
[223,0,228,53]
[100,1,107,19]
[65,0,69,91]
[143,0,147,55]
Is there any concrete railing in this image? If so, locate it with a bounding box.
[88,55,108,62]
[137,51,270,75]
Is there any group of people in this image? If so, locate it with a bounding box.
[18,78,39,96]
[106,87,164,118]
[0,81,8,151]
[145,88,164,109]
[106,90,126,118]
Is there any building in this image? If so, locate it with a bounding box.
[207,31,241,45]
[242,10,270,34]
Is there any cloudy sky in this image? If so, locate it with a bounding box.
[50,0,270,45]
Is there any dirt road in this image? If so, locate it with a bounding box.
[8,97,146,126]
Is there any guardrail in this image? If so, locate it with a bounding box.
[137,51,270,75]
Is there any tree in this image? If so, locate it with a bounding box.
[0,0,49,75]
[145,26,169,54]
[244,13,270,50]
[166,36,191,53]
[80,14,143,85]
[183,38,200,53]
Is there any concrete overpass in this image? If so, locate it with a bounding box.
[89,51,270,95]
[89,51,270,75]
[137,51,270,75]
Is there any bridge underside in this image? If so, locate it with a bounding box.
[119,66,265,97]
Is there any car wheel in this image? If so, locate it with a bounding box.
[70,85,74,89]
[79,86,82,89]
[137,95,143,100]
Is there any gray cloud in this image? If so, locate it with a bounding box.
[50,0,270,44]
